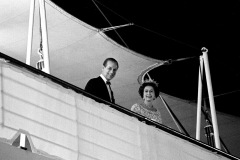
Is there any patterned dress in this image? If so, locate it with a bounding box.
[131,103,162,124]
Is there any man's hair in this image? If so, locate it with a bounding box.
[103,58,119,69]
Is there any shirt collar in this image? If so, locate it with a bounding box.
[100,74,108,84]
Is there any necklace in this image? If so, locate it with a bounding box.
[141,103,156,112]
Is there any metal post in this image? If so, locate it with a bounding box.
[38,0,50,74]
[196,56,203,140]
[26,0,36,65]
[202,47,221,149]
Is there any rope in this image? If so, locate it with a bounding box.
[134,24,199,51]
[92,0,129,48]
[211,89,240,99]
[159,95,191,137]
[92,0,132,24]
[92,0,199,51]
[36,5,44,70]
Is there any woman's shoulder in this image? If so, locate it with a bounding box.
[131,103,142,111]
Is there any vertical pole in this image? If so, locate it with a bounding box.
[196,56,203,140]
[39,0,50,74]
[26,0,36,65]
[202,47,221,149]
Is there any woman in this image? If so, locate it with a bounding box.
[131,80,162,124]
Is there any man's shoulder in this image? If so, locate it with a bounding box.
[85,76,104,88]
[85,76,107,96]
[87,76,102,83]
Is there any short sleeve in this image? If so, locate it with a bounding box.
[131,103,140,113]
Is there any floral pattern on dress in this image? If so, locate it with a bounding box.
[131,103,162,124]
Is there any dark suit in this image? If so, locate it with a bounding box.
[85,76,115,104]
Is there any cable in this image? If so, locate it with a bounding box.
[134,24,199,51]
[92,0,129,48]
[92,0,200,51]
[159,95,190,137]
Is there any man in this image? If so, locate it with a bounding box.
[85,58,119,104]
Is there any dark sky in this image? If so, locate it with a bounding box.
[52,0,240,116]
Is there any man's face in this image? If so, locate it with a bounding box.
[102,61,118,81]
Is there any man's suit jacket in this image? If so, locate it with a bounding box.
[85,76,115,104]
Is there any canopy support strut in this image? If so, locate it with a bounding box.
[196,47,221,149]
[38,0,50,74]
[196,56,203,140]
[26,0,50,74]
[100,23,133,32]
[26,0,36,65]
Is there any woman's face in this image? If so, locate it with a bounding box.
[143,85,156,102]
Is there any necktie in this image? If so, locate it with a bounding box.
[106,81,113,103]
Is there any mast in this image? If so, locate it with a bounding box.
[26,0,36,65]
[39,0,50,74]
[196,56,203,140]
[202,47,221,149]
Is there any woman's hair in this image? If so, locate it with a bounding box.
[138,81,160,98]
